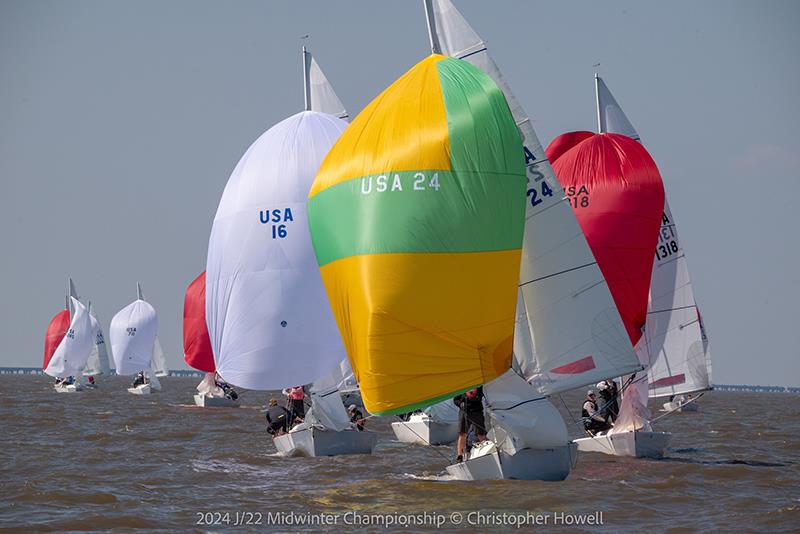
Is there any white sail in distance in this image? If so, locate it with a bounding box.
[152,336,169,377]
[426,0,641,397]
[110,287,158,376]
[45,297,94,378]
[596,75,712,398]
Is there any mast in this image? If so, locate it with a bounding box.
[302,45,311,111]
[136,282,144,301]
[595,73,603,133]
[423,0,442,54]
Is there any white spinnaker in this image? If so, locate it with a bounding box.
[206,111,348,390]
[45,297,94,378]
[304,47,348,119]
[484,370,569,453]
[306,361,352,432]
[110,298,158,376]
[428,0,641,396]
[152,336,169,377]
[596,75,712,398]
[84,303,112,376]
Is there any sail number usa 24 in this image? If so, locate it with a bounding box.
[260,208,294,239]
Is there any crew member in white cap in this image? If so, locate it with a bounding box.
[582,390,611,434]
[348,404,365,431]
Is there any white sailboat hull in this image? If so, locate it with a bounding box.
[127,383,152,395]
[391,417,459,446]
[574,430,671,458]
[54,383,83,393]
[446,442,578,481]
[661,400,698,412]
[193,394,240,408]
[273,427,377,458]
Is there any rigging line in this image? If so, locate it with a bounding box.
[647,304,697,315]
[650,392,705,425]
[520,261,598,287]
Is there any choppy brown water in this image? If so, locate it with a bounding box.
[1,375,798,532]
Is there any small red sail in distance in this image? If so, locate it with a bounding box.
[183,271,215,373]
[546,132,665,346]
[44,309,70,369]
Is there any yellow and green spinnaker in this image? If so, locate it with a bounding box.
[308,55,526,415]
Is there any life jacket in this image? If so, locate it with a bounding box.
[581,399,598,418]
[289,387,304,400]
[463,387,483,412]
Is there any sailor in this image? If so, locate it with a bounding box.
[283,385,306,422]
[132,371,145,388]
[64,375,74,385]
[87,376,96,387]
[604,379,619,421]
[582,390,611,434]
[348,404,365,431]
[596,381,616,422]
[265,398,292,436]
[214,373,238,401]
[453,386,487,463]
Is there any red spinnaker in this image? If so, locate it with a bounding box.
[547,132,664,345]
[183,271,215,373]
[44,309,70,369]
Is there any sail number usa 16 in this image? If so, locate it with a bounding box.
[260,208,294,239]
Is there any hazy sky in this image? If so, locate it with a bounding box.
[2,1,798,386]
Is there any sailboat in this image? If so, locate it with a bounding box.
[391,401,460,446]
[183,271,239,407]
[44,293,95,393]
[205,47,376,457]
[110,283,161,395]
[593,75,713,414]
[417,1,644,479]
[546,106,669,458]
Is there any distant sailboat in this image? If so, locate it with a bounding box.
[546,125,669,458]
[44,294,94,393]
[594,75,713,413]
[110,283,161,395]
[205,47,375,456]
[183,271,239,407]
[420,0,643,479]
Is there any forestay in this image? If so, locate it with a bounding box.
[45,297,94,378]
[427,0,642,396]
[110,297,158,376]
[304,47,348,119]
[206,111,348,390]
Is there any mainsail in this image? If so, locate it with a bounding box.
[425,0,642,396]
[45,297,94,378]
[84,301,112,376]
[303,46,348,119]
[110,284,158,376]
[205,111,348,390]
[595,76,712,397]
[308,54,526,415]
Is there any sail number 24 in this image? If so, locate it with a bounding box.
[360,172,441,195]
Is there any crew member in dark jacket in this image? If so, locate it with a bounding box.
[265,398,292,436]
[453,386,486,463]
